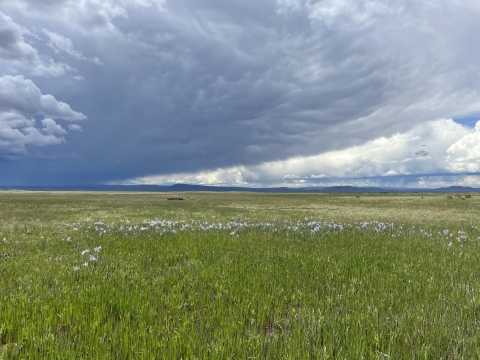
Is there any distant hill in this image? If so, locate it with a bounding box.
[167,184,296,192]
[316,186,393,193]
[0,184,479,193]
[421,186,480,193]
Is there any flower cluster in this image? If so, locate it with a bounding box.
[74,245,102,271]
[59,217,480,251]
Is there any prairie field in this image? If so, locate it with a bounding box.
[1,191,480,359]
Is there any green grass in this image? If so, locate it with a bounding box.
[1,191,480,358]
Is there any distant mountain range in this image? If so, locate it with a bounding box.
[1,184,479,193]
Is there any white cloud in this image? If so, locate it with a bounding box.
[283,174,301,179]
[73,75,84,81]
[446,121,480,172]
[305,0,394,28]
[0,112,65,157]
[0,75,86,120]
[255,118,469,180]
[311,174,328,179]
[132,0,166,9]
[41,118,67,135]
[124,119,480,187]
[68,124,83,131]
[275,0,303,13]
[0,75,85,158]
[0,11,72,77]
[129,166,249,186]
[42,29,103,64]
[2,1,165,35]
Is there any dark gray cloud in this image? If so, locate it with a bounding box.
[414,150,429,157]
[0,0,479,186]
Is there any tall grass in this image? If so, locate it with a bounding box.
[1,192,480,358]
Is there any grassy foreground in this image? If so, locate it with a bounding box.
[1,191,480,359]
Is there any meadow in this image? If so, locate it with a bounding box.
[1,191,480,359]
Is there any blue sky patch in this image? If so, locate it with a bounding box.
[452,113,480,128]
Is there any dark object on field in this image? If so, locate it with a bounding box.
[167,197,183,200]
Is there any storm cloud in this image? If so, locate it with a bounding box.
[0,0,479,186]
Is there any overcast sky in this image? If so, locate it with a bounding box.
[1,0,479,188]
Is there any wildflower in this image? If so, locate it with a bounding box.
[67,237,72,242]
[448,242,453,247]
[89,255,97,261]
[230,231,235,235]
[83,261,88,267]
[94,246,102,252]
[2,238,6,242]
[73,266,80,271]
[81,249,90,255]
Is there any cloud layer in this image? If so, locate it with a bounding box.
[126,119,480,187]
[0,0,479,186]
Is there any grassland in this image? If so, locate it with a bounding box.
[1,191,480,359]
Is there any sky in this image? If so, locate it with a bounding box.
[0,0,479,188]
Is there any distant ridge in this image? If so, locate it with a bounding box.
[1,184,479,193]
[315,186,392,193]
[420,186,479,193]
[167,184,296,192]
